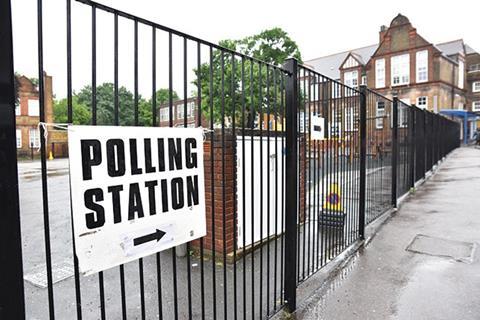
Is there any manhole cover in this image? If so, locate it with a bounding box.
[406,234,476,263]
[24,259,74,288]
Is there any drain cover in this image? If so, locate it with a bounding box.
[24,259,74,288]
[406,234,476,263]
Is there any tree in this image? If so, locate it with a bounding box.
[138,89,179,126]
[194,28,302,127]
[76,83,135,126]
[53,96,91,125]
[75,84,179,126]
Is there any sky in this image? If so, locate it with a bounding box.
[11,0,480,100]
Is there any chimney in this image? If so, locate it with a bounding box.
[379,25,387,43]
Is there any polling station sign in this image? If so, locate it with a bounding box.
[68,125,206,275]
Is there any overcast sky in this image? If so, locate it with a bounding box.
[12,0,480,100]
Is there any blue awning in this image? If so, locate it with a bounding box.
[439,109,480,119]
[439,110,480,144]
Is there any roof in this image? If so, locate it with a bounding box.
[305,40,478,80]
[435,39,465,57]
[465,44,478,55]
[304,44,377,79]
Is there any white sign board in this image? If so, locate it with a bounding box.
[68,125,206,275]
[310,114,325,140]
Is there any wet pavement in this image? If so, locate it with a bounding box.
[294,147,480,320]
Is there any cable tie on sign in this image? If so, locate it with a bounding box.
[36,122,71,151]
[201,127,214,141]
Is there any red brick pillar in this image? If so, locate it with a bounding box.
[192,130,236,258]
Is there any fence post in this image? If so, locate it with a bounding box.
[358,85,367,239]
[391,97,398,207]
[409,107,415,189]
[283,58,299,313]
[0,0,26,318]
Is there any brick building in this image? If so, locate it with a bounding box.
[157,97,207,127]
[466,48,480,113]
[15,73,54,158]
[305,14,479,138]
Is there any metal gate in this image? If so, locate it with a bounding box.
[0,1,461,319]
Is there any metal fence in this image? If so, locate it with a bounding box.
[283,62,460,312]
[1,0,461,319]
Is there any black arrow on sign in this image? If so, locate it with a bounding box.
[133,229,166,246]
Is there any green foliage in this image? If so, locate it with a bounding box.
[54,84,178,126]
[76,83,136,126]
[194,28,302,126]
[53,96,91,125]
[153,88,179,107]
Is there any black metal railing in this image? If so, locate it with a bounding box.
[1,0,461,319]
[283,62,460,312]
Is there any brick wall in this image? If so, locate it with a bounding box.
[191,130,306,259]
[192,130,236,256]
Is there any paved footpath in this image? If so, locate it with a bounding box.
[295,147,480,320]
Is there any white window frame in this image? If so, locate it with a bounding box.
[361,75,367,86]
[344,70,358,89]
[176,105,184,120]
[375,59,385,88]
[16,129,22,148]
[391,54,410,86]
[345,107,357,132]
[28,99,39,116]
[458,60,464,89]
[29,128,40,148]
[329,110,342,137]
[15,104,20,116]
[159,108,169,121]
[416,50,428,83]
[417,96,428,110]
[376,101,385,129]
[473,101,480,112]
[473,81,480,93]
[331,82,341,99]
[398,98,410,128]
[187,102,195,118]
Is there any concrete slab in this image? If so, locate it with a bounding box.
[406,234,476,263]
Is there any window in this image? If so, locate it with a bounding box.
[473,101,480,112]
[28,99,39,116]
[159,108,169,121]
[416,50,428,83]
[361,75,367,86]
[345,107,358,131]
[16,129,21,148]
[469,64,480,72]
[417,96,428,109]
[331,82,341,98]
[187,102,195,118]
[458,60,464,89]
[29,128,40,148]
[399,98,410,128]
[344,70,358,89]
[391,54,410,86]
[15,104,20,116]
[376,101,385,129]
[473,81,480,93]
[329,110,342,137]
[176,105,184,120]
[375,59,385,88]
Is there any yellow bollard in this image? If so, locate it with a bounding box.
[48,151,54,160]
